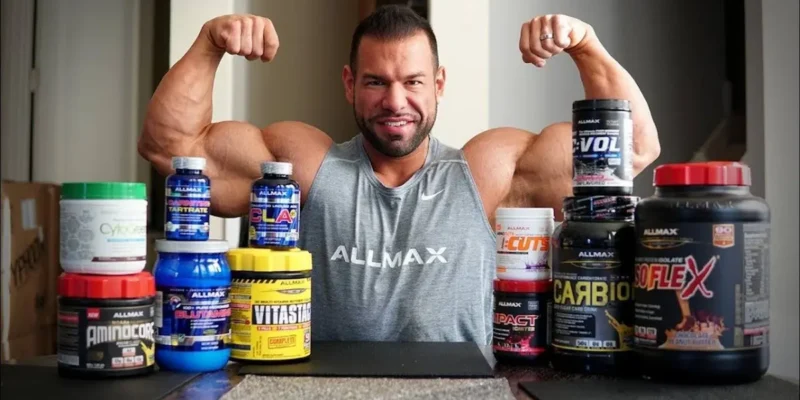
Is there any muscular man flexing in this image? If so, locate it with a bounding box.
[139,6,660,345]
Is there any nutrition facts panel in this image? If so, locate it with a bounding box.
[743,223,770,327]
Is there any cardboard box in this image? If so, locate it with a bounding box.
[0,181,61,363]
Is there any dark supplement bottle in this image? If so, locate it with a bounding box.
[633,162,770,384]
[572,99,633,196]
[550,195,638,375]
[57,272,156,379]
[249,161,301,249]
[492,279,552,365]
[165,156,211,241]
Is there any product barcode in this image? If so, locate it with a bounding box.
[154,291,163,328]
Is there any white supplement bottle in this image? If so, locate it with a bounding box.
[60,182,148,275]
[495,207,554,281]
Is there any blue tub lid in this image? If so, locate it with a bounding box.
[155,239,230,254]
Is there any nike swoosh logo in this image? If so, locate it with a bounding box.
[421,190,444,201]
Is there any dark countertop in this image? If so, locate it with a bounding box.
[16,350,800,400]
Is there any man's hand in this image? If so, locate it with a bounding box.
[519,15,596,67]
[202,14,279,62]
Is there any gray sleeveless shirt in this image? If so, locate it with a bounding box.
[298,134,496,345]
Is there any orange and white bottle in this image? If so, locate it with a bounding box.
[495,208,554,281]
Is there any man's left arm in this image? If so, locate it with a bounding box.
[465,15,661,222]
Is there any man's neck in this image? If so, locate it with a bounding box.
[363,136,430,188]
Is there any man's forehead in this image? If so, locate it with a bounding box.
[356,33,433,69]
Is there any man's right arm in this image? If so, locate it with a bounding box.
[138,15,332,218]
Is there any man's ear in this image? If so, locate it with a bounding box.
[343,65,355,104]
[435,66,446,102]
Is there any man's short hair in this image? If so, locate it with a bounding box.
[349,5,439,73]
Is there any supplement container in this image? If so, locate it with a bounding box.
[228,247,312,363]
[165,156,211,241]
[57,272,156,379]
[550,195,638,375]
[60,182,148,275]
[633,162,770,384]
[572,99,634,196]
[249,161,301,249]
[495,208,554,281]
[492,279,552,365]
[153,239,231,373]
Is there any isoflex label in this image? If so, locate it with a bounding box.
[155,286,231,351]
[634,223,770,351]
[230,277,311,361]
[552,248,634,352]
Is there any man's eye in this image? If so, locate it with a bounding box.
[366,80,384,86]
[408,81,422,86]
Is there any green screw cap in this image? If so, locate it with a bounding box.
[61,182,147,200]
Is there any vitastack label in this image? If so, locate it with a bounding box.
[492,294,551,356]
[634,223,770,351]
[165,183,211,240]
[154,286,231,351]
[552,249,634,352]
[230,277,311,361]
[572,115,633,188]
[249,183,300,247]
[57,304,156,370]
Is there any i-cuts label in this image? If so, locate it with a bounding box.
[572,115,633,188]
[634,223,770,351]
[552,248,634,352]
[165,182,210,240]
[155,286,231,351]
[57,304,155,370]
[249,184,300,247]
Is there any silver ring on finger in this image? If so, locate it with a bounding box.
[539,33,554,41]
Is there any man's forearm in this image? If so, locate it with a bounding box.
[140,26,224,157]
[569,40,661,174]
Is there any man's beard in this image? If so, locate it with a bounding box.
[355,106,436,158]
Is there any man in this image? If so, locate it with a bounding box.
[139,6,660,346]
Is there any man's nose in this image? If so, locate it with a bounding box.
[381,83,408,113]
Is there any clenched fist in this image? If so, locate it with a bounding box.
[519,14,595,67]
[203,14,279,62]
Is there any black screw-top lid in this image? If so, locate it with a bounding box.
[572,99,631,112]
[563,195,639,221]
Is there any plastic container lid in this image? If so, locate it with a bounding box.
[155,239,230,254]
[172,156,206,171]
[494,278,552,293]
[654,162,752,186]
[61,182,147,200]
[572,99,631,112]
[261,161,293,176]
[495,207,554,219]
[59,272,155,299]
[227,248,312,272]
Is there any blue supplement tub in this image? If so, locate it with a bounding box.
[153,239,231,372]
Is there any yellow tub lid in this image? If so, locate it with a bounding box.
[227,247,312,272]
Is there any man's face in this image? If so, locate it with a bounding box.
[343,32,445,157]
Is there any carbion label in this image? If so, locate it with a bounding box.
[495,217,554,280]
[633,223,770,351]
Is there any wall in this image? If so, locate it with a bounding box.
[32,0,143,184]
[489,0,727,198]
[428,0,490,148]
[233,0,360,143]
[756,0,799,382]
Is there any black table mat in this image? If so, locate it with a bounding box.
[238,341,494,378]
[519,375,800,400]
[0,365,200,400]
